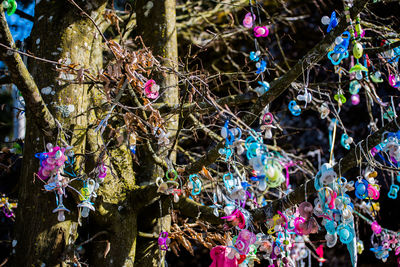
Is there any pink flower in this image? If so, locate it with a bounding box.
[242,13,255,28]
[254,26,269,37]
[144,79,159,99]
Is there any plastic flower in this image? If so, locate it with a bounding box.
[144,79,160,99]
[243,12,255,28]
[254,26,269,37]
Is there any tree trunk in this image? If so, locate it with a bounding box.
[135,0,179,266]
[12,1,135,266]
[10,0,179,266]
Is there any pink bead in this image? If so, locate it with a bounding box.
[351,94,360,105]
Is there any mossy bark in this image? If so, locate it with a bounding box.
[135,0,179,266]
[13,1,136,266]
[11,0,179,266]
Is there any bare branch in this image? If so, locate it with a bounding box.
[183,0,371,175]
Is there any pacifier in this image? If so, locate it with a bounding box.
[321,11,338,33]
[371,221,382,235]
[351,94,360,105]
[337,223,354,244]
[318,102,330,119]
[325,232,337,248]
[243,12,256,28]
[367,184,380,200]
[221,209,246,229]
[349,63,368,80]
[317,163,337,186]
[2,0,17,16]
[188,174,202,196]
[389,74,400,88]
[334,93,346,104]
[349,80,361,95]
[254,26,269,37]
[256,59,267,74]
[341,133,352,150]
[235,229,256,255]
[77,179,96,218]
[370,71,383,83]
[250,51,261,62]
[255,81,270,96]
[288,100,301,116]
[158,232,170,251]
[144,79,160,99]
[388,184,399,199]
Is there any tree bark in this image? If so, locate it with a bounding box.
[135,0,179,266]
[11,1,136,266]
